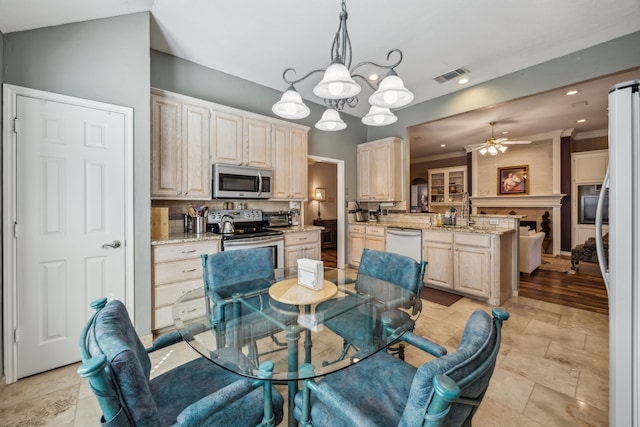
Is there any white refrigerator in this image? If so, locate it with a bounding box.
[600,80,639,426]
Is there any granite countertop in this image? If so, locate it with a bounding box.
[348,221,514,235]
[151,225,323,245]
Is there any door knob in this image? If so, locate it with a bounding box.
[102,240,122,249]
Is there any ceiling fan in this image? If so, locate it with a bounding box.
[466,121,532,155]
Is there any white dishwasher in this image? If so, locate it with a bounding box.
[386,228,422,262]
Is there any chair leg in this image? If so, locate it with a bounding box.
[387,342,405,360]
[322,340,353,367]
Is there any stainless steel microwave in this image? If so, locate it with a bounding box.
[212,164,273,199]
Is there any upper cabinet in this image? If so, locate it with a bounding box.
[428,166,467,206]
[211,113,272,168]
[151,93,211,200]
[271,125,308,200]
[357,137,403,201]
[151,88,309,201]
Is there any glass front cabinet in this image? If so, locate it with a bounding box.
[428,166,467,207]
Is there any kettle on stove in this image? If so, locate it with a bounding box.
[221,215,235,235]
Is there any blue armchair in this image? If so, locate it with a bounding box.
[293,307,509,427]
[202,248,298,364]
[317,249,426,363]
[78,298,284,426]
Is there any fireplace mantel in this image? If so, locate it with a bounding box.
[471,194,566,208]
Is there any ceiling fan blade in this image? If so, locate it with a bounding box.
[467,144,488,152]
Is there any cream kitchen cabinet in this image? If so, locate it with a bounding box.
[152,239,221,331]
[422,229,513,306]
[272,124,309,200]
[151,93,211,199]
[284,230,320,268]
[348,225,386,267]
[428,166,466,206]
[211,111,273,168]
[357,137,403,202]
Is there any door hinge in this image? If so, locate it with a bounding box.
[14,222,19,238]
[13,117,19,133]
[14,328,20,343]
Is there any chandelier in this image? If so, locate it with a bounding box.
[271,0,414,131]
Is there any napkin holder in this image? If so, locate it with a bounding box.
[297,258,324,290]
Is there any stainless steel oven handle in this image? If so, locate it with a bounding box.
[223,235,284,247]
[257,172,263,196]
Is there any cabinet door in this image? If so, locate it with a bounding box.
[357,145,372,200]
[349,232,366,267]
[285,246,304,268]
[211,111,243,165]
[272,125,291,199]
[422,241,454,289]
[244,118,272,168]
[182,103,211,199]
[454,245,491,297]
[151,96,182,198]
[289,128,308,199]
[366,235,385,252]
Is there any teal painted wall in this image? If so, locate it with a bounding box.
[150,50,367,200]
[3,14,153,333]
[367,31,640,143]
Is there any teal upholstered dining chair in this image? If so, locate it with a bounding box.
[293,307,509,427]
[317,248,426,364]
[202,247,298,364]
[77,298,284,426]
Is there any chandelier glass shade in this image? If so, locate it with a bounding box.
[272,0,413,131]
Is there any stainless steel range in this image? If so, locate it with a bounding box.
[207,209,284,268]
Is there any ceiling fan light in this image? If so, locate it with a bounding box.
[361,106,397,126]
[498,145,508,153]
[315,108,347,131]
[272,86,310,119]
[488,146,498,155]
[313,62,361,100]
[479,147,488,155]
[369,71,414,108]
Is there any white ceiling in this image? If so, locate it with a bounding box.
[1,0,639,157]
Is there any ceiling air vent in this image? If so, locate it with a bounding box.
[433,67,470,84]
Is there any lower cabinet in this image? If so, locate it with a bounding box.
[348,225,386,268]
[423,230,512,306]
[284,230,321,268]
[152,239,221,331]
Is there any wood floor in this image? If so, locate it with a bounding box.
[519,262,609,315]
[322,248,608,315]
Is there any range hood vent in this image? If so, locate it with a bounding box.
[433,67,470,84]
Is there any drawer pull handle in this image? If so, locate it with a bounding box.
[182,268,197,273]
[182,249,197,254]
[186,308,197,313]
[299,237,308,241]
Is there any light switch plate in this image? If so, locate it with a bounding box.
[489,219,500,225]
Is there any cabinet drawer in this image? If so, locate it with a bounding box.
[153,240,220,263]
[155,296,206,330]
[155,279,203,307]
[154,258,203,286]
[285,231,319,245]
[422,231,453,244]
[349,225,365,234]
[455,233,491,248]
[366,226,385,237]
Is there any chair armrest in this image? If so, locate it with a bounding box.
[176,379,256,426]
[146,323,207,352]
[399,331,447,357]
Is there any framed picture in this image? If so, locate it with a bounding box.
[417,184,429,211]
[498,165,528,195]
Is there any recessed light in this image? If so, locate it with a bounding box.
[577,118,587,123]
[566,90,579,96]
[440,144,446,147]
[368,73,380,81]
[501,131,509,135]
[457,77,469,85]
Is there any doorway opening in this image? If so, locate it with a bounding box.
[307,156,345,269]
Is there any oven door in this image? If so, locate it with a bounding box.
[222,235,284,269]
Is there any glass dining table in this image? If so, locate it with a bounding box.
[173,266,421,426]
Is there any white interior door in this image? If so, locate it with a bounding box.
[15,95,127,378]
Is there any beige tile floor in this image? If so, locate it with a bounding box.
[0,294,609,426]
